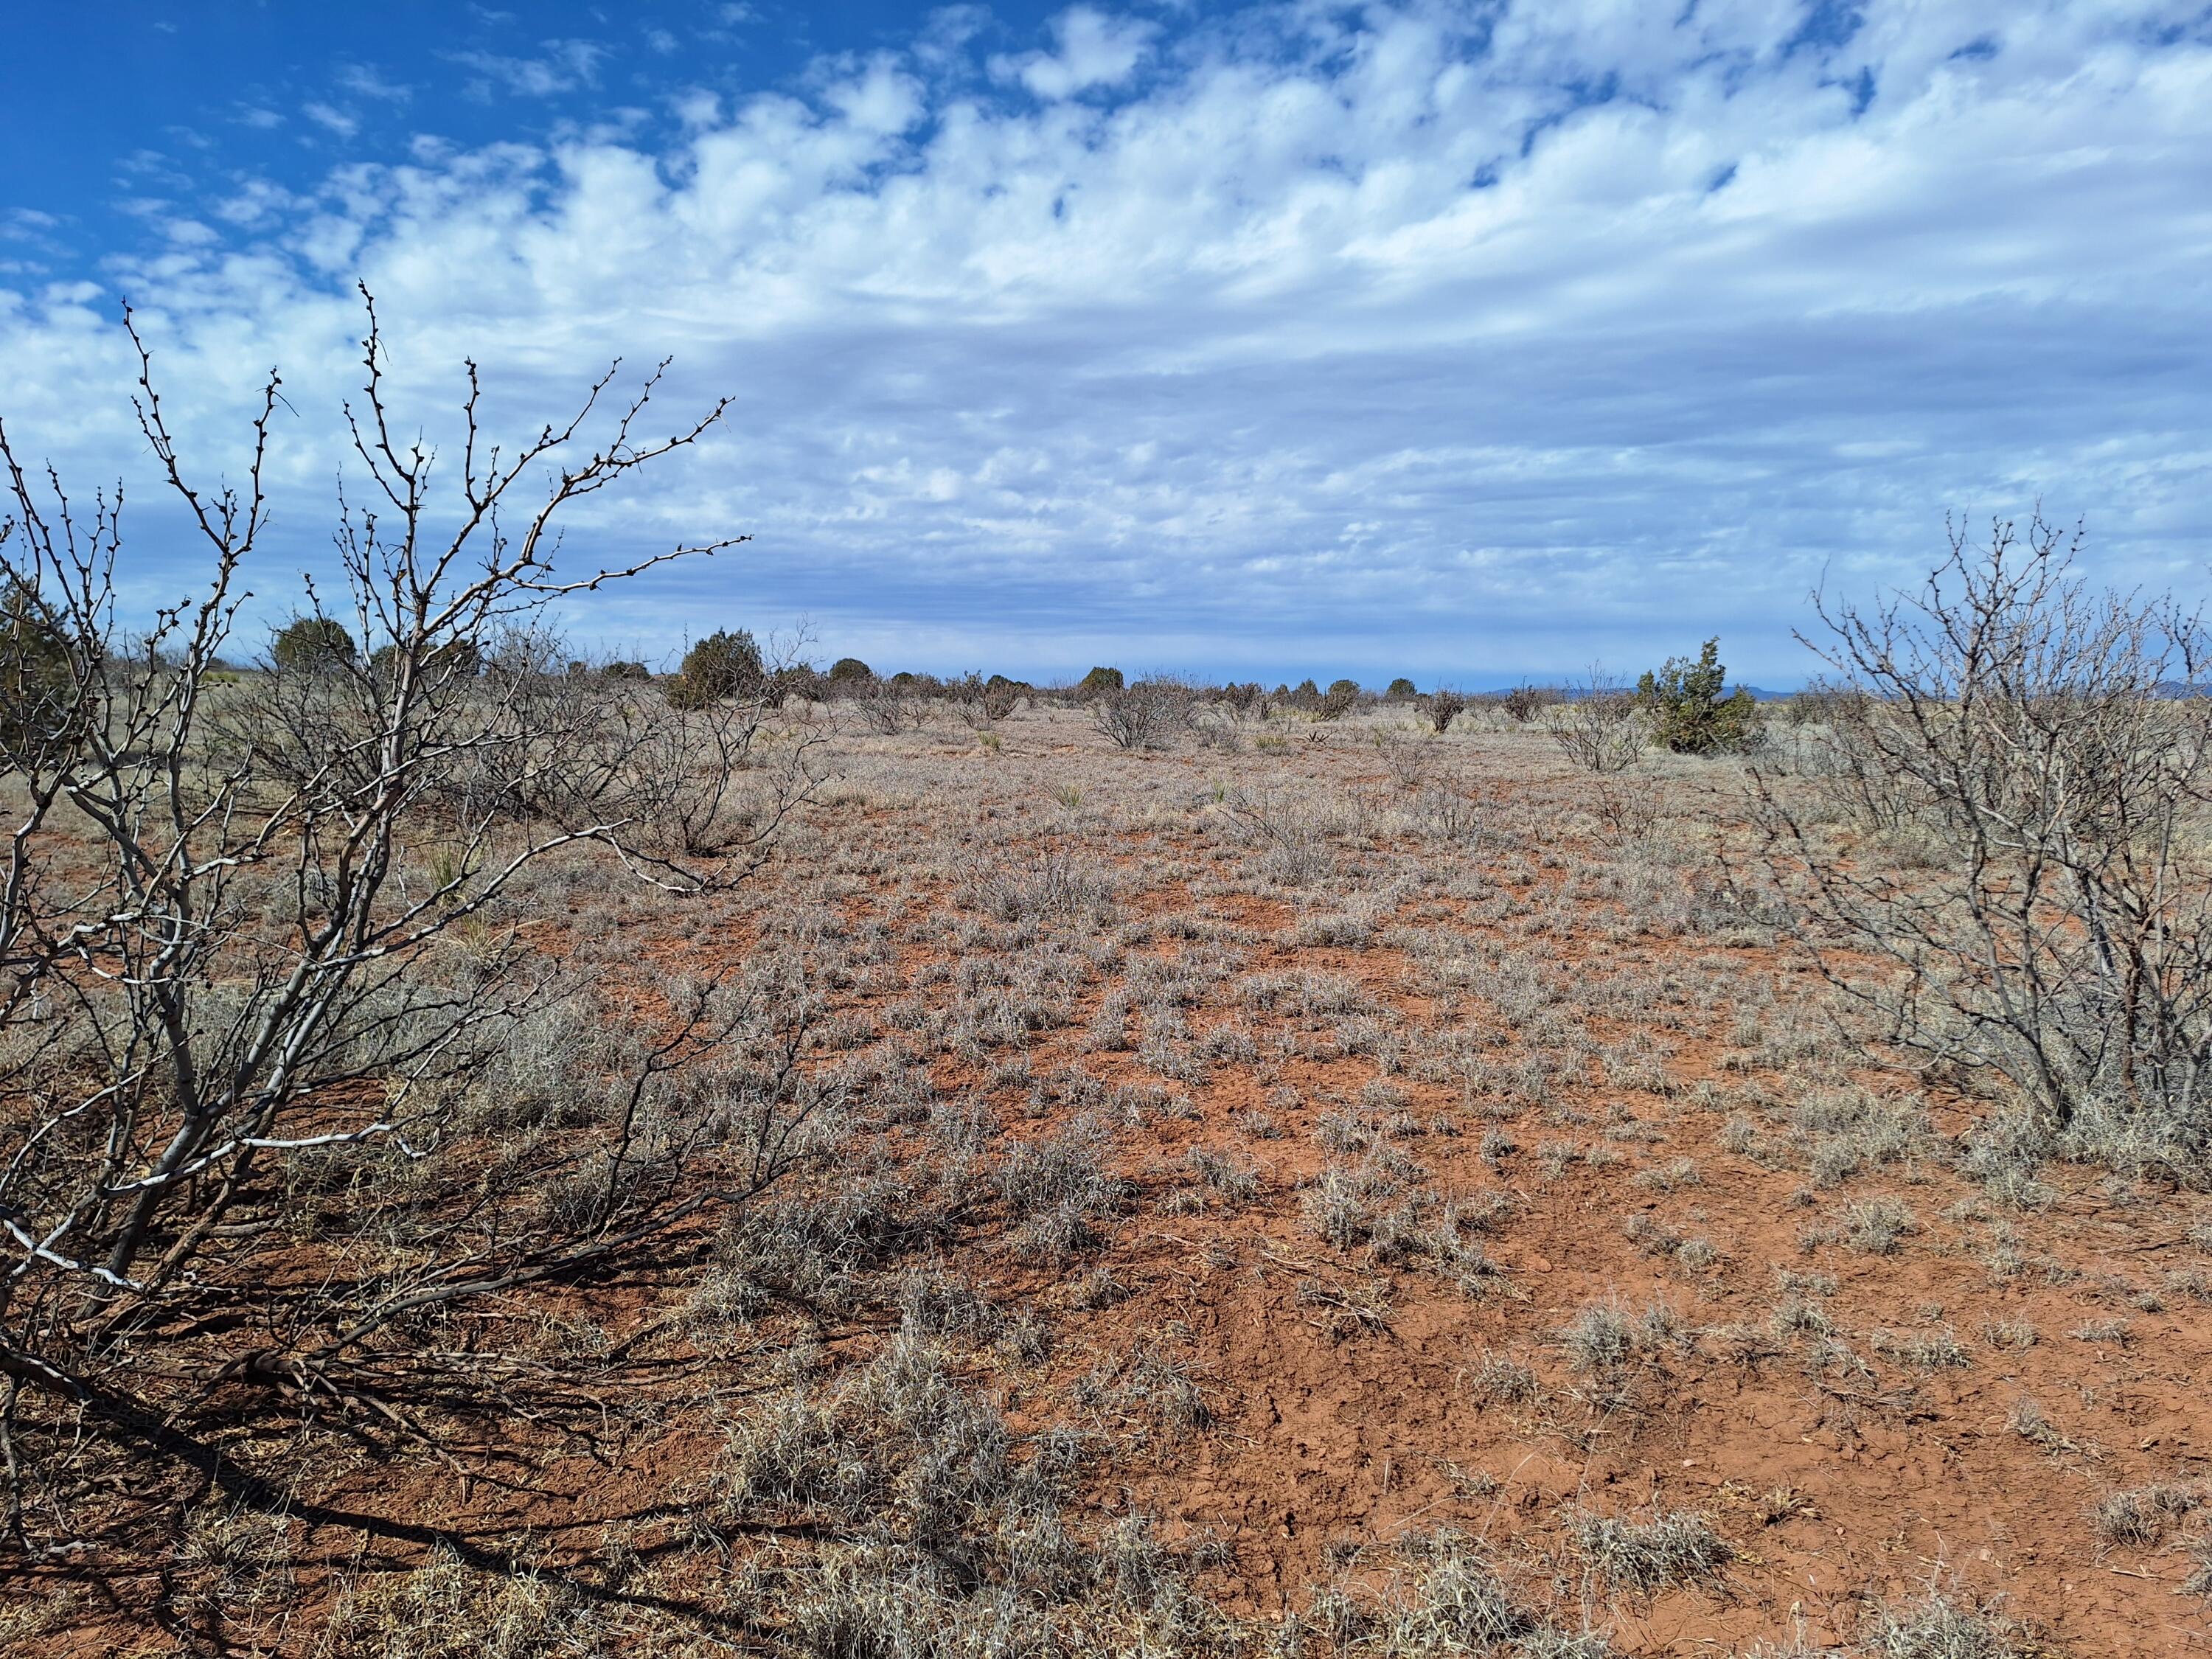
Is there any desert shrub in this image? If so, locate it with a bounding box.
[0,294,818,1571]
[953,669,1021,728]
[963,848,1115,924]
[2090,1484,2199,1545]
[1078,665,1124,696]
[1559,1302,1633,1373]
[849,670,936,731]
[1318,678,1360,720]
[1557,1297,1684,1376]
[1094,678,1192,750]
[828,655,873,684]
[1366,1537,1555,1651]
[270,613,357,672]
[1425,689,1467,734]
[368,637,482,687]
[1638,638,1763,754]
[1219,681,1268,725]
[1545,672,1645,773]
[326,1549,599,1658]
[1840,1196,1918,1254]
[1499,684,1546,723]
[1783,675,1868,727]
[1468,1352,1539,1405]
[996,1120,1127,1262]
[1386,676,1418,700]
[1218,785,1334,884]
[668,627,764,707]
[1374,731,1435,789]
[1759,514,2212,1173]
[762,662,821,706]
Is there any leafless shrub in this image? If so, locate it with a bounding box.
[1218,681,1270,726]
[1499,684,1546,723]
[1374,731,1437,790]
[953,671,1021,729]
[1217,785,1335,885]
[1589,776,1663,842]
[1094,677,1195,750]
[1425,689,1468,734]
[1759,513,2212,1175]
[0,292,825,1557]
[1408,782,1485,846]
[852,674,933,733]
[1545,671,1646,773]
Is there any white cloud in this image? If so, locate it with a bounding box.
[4,2,2211,684]
[301,102,358,139]
[992,6,1157,100]
[335,63,412,102]
[451,39,605,100]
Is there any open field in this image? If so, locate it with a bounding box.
[9,694,2210,1656]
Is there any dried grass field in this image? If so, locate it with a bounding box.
[12,691,2211,1657]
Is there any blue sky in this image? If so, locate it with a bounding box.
[3,1,2209,686]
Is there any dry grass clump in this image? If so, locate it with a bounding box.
[324,1554,609,1659]
[2089,1482,2201,1546]
[995,1117,1130,1263]
[1859,1593,2021,1658]
[704,1330,1237,1649]
[1292,1535,1614,1658]
[1557,1298,1687,1375]
[1566,1507,1733,1596]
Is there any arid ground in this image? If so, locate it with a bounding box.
[10,698,2212,1657]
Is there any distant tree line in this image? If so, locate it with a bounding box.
[32,610,1794,756]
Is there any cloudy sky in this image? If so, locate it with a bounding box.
[1,1,2207,686]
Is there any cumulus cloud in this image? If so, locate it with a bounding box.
[992,6,1157,100]
[2,1,2210,683]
